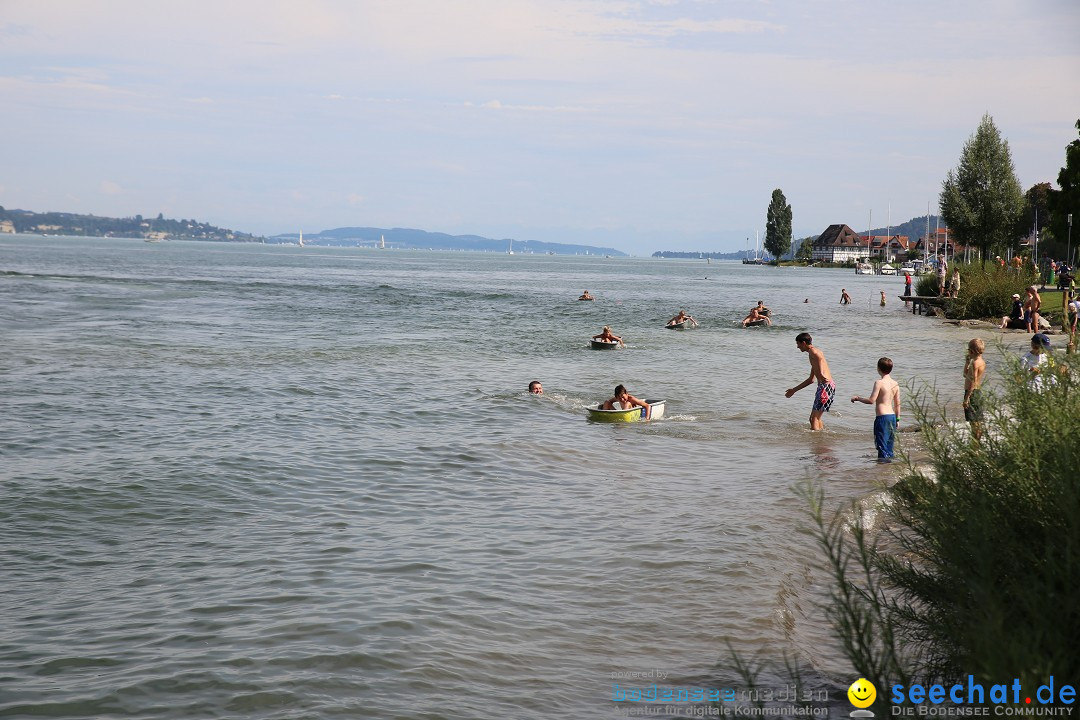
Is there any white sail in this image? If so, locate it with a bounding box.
[299,230,304,247]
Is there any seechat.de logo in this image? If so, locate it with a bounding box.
[849,678,877,718]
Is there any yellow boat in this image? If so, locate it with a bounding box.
[586,400,666,423]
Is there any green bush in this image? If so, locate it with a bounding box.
[809,350,1080,702]
[948,262,1030,319]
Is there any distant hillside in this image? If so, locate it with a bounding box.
[864,215,945,240]
[273,226,628,256]
[651,250,764,260]
[0,206,263,242]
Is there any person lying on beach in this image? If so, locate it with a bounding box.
[602,384,650,418]
[667,310,698,327]
[592,326,625,346]
[742,307,772,327]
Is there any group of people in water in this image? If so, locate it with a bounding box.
[533,282,1071,459]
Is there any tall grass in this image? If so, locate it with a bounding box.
[808,350,1080,703]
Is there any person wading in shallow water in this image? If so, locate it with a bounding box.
[785,332,835,431]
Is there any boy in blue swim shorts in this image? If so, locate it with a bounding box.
[850,357,901,460]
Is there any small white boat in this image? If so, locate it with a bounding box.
[587,400,666,423]
[878,263,897,275]
[856,262,874,275]
[900,262,916,275]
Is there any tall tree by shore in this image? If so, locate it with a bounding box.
[764,189,792,259]
[940,114,1024,264]
[1048,119,1080,266]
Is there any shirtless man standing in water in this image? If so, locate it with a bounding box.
[785,332,835,430]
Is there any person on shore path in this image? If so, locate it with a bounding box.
[937,254,948,296]
[840,289,852,305]
[1068,291,1080,335]
[903,273,912,304]
[785,332,834,431]
[963,339,986,442]
[850,357,900,460]
[948,268,961,298]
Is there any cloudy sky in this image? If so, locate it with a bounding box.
[2,0,1078,255]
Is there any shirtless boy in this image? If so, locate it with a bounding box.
[963,339,986,442]
[785,332,834,430]
[850,357,901,460]
[602,384,650,419]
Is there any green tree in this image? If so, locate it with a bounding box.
[795,235,815,261]
[764,188,792,259]
[1048,119,1080,266]
[940,114,1024,264]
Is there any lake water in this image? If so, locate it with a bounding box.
[0,236,1030,719]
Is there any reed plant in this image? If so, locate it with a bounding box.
[806,350,1080,703]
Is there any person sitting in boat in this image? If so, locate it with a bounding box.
[742,306,772,327]
[592,326,625,346]
[666,309,698,327]
[602,384,650,419]
[528,380,543,395]
[578,290,594,301]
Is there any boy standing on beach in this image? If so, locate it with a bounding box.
[850,357,901,460]
[786,332,835,430]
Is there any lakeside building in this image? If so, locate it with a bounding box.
[812,224,965,263]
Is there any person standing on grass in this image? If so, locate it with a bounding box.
[963,339,986,442]
[850,357,901,460]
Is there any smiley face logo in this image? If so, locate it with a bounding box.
[848,678,876,708]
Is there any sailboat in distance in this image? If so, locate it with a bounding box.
[507,238,514,255]
[298,230,304,248]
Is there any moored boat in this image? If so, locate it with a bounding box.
[879,263,897,275]
[586,400,666,423]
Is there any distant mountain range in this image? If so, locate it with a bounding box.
[864,215,945,240]
[272,226,628,256]
[651,250,761,260]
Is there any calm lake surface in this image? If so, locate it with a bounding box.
[0,237,1030,719]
